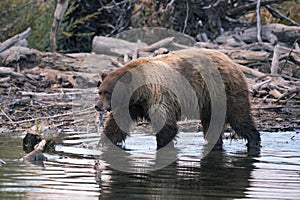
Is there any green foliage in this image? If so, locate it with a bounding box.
[281,0,300,24]
[0,0,134,52]
[55,0,134,53]
[56,1,100,53]
[1,0,299,53]
[131,0,166,28]
[0,0,54,51]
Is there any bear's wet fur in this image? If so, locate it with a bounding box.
[95,48,261,150]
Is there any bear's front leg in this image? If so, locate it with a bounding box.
[155,124,178,149]
[103,112,128,146]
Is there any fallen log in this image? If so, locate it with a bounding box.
[252,78,272,91]
[216,23,300,45]
[220,49,270,64]
[92,36,147,56]
[0,66,25,78]
[240,42,274,52]
[0,28,31,53]
[143,37,175,52]
[238,64,266,78]
[19,90,93,99]
[269,89,283,98]
[0,66,38,84]
[275,87,300,102]
[0,76,10,83]
[0,46,41,68]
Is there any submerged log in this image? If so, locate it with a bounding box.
[23,139,47,162]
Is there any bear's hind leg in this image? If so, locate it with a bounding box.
[228,113,261,150]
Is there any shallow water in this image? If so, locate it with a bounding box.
[0,131,299,199]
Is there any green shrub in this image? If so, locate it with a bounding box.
[0,0,54,51]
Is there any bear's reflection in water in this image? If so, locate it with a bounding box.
[98,142,257,200]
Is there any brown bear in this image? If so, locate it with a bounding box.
[95,48,260,150]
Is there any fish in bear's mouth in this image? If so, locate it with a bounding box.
[97,110,105,126]
[97,107,112,126]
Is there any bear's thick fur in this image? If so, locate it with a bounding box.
[95,48,260,150]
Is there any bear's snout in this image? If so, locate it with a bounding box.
[94,104,102,111]
[95,102,111,112]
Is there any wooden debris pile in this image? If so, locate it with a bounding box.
[207,24,300,109]
[0,34,106,131]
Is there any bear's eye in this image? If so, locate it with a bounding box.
[104,91,111,97]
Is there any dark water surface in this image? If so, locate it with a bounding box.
[0,131,299,200]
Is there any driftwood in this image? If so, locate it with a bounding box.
[93,36,177,56]
[0,46,42,68]
[271,44,281,80]
[269,89,282,99]
[275,87,300,102]
[92,28,196,57]
[0,28,31,53]
[92,36,147,56]
[143,37,175,52]
[219,49,270,66]
[237,64,266,78]
[216,23,300,45]
[252,79,272,92]
[0,67,25,78]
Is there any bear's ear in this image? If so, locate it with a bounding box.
[120,71,132,84]
[96,80,101,88]
[100,71,108,81]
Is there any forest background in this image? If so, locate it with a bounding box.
[1,0,300,53]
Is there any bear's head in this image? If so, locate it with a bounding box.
[95,69,132,112]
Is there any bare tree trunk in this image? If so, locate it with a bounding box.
[256,0,262,42]
[50,0,69,52]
